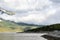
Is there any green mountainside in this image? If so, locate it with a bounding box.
[0,20,24,32]
[1,18,60,33]
[24,24,60,32]
[0,19,39,32]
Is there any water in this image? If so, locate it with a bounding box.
[0,33,47,40]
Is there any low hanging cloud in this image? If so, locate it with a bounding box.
[0,0,59,25]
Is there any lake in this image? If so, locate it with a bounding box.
[0,33,47,40]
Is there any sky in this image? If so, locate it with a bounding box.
[0,0,60,25]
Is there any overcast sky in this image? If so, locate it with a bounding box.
[0,0,60,25]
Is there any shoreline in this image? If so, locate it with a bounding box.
[41,35,60,40]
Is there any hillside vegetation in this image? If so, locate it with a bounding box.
[0,19,39,32]
[25,24,60,32]
[0,20,24,32]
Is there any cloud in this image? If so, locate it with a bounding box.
[0,0,59,25]
[0,0,52,10]
[50,0,60,3]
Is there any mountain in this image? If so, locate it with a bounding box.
[0,19,41,32]
[16,22,44,31]
[0,18,44,32]
[24,24,60,32]
[0,19,24,32]
[17,22,44,28]
[17,22,39,26]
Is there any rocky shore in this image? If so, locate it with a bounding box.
[41,31,60,40]
[42,35,60,40]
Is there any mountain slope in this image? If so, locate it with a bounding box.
[17,22,39,26]
[0,20,23,32]
[0,18,44,32]
[16,22,44,31]
[24,24,60,32]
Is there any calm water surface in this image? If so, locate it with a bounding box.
[0,33,47,40]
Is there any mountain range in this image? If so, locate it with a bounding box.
[0,18,40,32]
[24,23,60,32]
[0,18,60,32]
